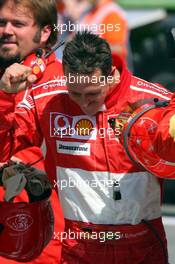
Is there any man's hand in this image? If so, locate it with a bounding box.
[0,63,37,93]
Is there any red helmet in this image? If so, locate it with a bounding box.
[121,99,175,178]
[0,163,54,262]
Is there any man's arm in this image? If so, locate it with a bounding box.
[0,63,41,162]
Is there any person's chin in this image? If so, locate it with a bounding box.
[0,46,18,56]
[0,52,20,68]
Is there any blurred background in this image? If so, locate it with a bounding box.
[118,0,175,91]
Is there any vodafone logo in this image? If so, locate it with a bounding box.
[54,115,70,131]
[50,113,72,137]
[6,214,33,232]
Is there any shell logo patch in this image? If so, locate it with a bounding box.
[75,119,94,136]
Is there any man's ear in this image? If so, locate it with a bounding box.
[40,25,52,44]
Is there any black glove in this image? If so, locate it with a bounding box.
[0,161,52,202]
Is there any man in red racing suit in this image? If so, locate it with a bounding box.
[0,31,174,263]
[0,0,64,263]
[0,52,65,264]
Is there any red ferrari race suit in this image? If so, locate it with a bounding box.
[0,54,173,263]
[0,53,64,264]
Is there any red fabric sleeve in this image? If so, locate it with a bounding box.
[0,91,15,162]
[0,89,43,162]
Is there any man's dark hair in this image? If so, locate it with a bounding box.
[0,0,58,48]
[62,31,112,77]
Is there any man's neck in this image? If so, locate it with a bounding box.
[107,68,121,96]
